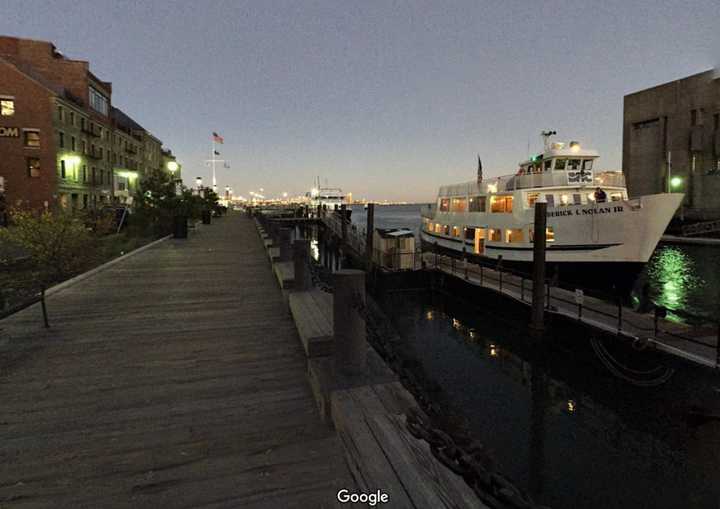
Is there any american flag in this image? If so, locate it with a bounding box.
[212,132,224,144]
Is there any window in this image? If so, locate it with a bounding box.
[691,109,697,126]
[27,158,40,178]
[1,99,14,116]
[545,194,555,207]
[568,159,581,171]
[100,170,105,185]
[554,159,566,171]
[58,131,65,148]
[69,111,75,126]
[82,140,87,154]
[81,117,86,131]
[59,160,66,178]
[71,136,76,151]
[452,226,460,237]
[451,197,467,212]
[23,130,40,148]
[544,159,553,172]
[89,87,108,115]
[91,167,97,185]
[490,195,513,213]
[714,113,719,131]
[82,165,87,182]
[530,227,555,242]
[57,105,64,122]
[439,198,450,212]
[505,228,523,243]
[118,182,126,191]
[560,194,570,206]
[610,193,623,202]
[488,228,502,241]
[434,223,442,233]
[582,159,593,171]
[527,192,540,207]
[465,227,475,240]
[469,196,486,212]
[573,193,582,205]
[443,225,450,235]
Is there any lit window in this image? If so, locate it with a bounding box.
[560,194,569,206]
[443,225,450,235]
[451,198,467,212]
[27,158,40,178]
[527,193,540,207]
[490,195,513,213]
[439,198,450,212]
[488,228,502,241]
[452,226,460,237]
[529,227,555,242]
[505,228,523,243]
[1,99,15,116]
[434,223,442,233]
[23,130,40,148]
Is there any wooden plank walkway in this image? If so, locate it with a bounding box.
[0,213,354,508]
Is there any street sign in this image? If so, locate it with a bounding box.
[575,289,584,305]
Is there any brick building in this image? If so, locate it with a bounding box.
[0,36,179,211]
[623,69,720,220]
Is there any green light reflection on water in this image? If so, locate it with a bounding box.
[645,246,702,317]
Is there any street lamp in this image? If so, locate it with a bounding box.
[167,161,179,173]
[670,176,683,190]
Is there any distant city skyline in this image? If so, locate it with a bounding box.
[1,0,717,201]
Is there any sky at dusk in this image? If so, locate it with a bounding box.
[1,1,717,202]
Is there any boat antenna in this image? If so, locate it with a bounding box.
[541,130,557,151]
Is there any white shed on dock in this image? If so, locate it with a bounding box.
[373,228,416,270]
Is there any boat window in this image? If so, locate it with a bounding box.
[529,227,555,242]
[451,197,467,212]
[527,192,540,207]
[568,159,581,171]
[573,193,582,205]
[544,159,553,172]
[610,192,623,201]
[582,159,593,170]
[452,226,461,237]
[444,225,450,235]
[560,194,570,206]
[465,227,475,240]
[468,196,486,212]
[545,194,555,207]
[554,159,566,171]
[505,228,524,243]
[488,228,502,242]
[490,195,513,213]
[434,223,442,233]
[439,198,450,212]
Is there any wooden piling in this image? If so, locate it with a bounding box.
[365,202,375,265]
[279,227,293,261]
[531,198,548,334]
[333,269,367,375]
[293,239,311,291]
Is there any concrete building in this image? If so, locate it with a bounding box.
[623,69,720,220]
[0,36,179,211]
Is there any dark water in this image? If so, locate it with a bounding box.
[350,204,720,319]
[382,290,720,509]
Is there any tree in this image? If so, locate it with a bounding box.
[0,209,97,327]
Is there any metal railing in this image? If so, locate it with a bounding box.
[427,251,719,367]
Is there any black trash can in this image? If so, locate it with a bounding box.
[201,210,212,225]
[173,215,188,238]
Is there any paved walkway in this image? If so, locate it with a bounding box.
[0,214,353,508]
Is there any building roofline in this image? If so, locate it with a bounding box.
[624,68,716,99]
[0,55,62,97]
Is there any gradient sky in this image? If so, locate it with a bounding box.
[1,0,717,201]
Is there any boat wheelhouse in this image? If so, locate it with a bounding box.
[420,140,683,278]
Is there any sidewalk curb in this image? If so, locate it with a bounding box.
[45,234,172,298]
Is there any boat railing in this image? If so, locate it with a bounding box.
[489,171,626,192]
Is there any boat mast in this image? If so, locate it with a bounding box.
[541,130,557,151]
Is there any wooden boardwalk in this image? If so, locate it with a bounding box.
[0,213,353,508]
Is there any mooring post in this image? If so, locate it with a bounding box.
[340,204,348,245]
[333,269,367,376]
[293,239,311,291]
[531,197,548,334]
[279,227,293,261]
[462,247,468,279]
[365,203,375,265]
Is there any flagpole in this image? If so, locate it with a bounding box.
[212,138,217,192]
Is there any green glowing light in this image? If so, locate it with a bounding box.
[670,176,683,189]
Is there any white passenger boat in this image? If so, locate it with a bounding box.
[420,138,683,288]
